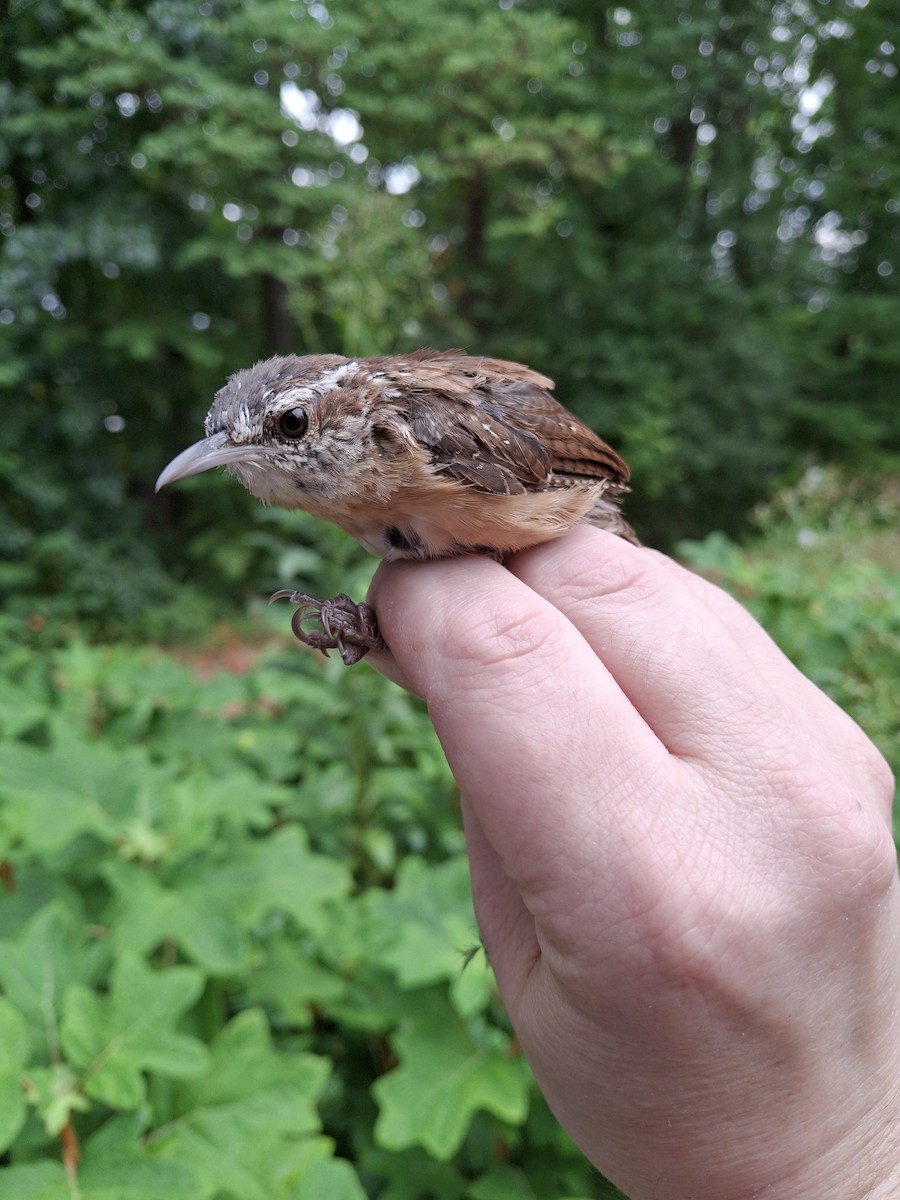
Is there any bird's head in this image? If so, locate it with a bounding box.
[155,354,391,509]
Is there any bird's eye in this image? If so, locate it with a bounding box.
[278,407,309,438]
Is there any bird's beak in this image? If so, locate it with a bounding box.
[155,432,272,491]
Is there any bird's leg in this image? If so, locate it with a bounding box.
[269,590,385,666]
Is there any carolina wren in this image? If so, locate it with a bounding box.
[156,349,635,663]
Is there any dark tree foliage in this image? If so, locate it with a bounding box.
[0,0,896,621]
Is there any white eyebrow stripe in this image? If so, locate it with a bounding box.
[278,361,358,405]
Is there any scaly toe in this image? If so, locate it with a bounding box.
[270,590,385,665]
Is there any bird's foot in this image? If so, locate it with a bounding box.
[269,590,385,666]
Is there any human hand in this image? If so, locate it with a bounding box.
[367,527,900,1200]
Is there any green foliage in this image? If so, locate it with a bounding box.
[371,990,529,1160]
[0,627,623,1196]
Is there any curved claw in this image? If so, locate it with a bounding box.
[269,589,385,666]
[268,588,313,606]
[268,588,296,605]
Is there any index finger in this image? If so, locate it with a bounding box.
[367,551,668,845]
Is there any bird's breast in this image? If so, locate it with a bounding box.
[332,475,600,560]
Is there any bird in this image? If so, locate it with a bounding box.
[156,349,636,663]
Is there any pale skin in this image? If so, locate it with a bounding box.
[366,526,900,1200]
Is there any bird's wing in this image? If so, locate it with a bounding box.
[406,392,551,495]
[403,360,628,496]
[485,379,630,486]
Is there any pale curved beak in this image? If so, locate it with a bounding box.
[155,432,272,491]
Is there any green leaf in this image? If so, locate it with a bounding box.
[147,1009,331,1200]
[0,996,29,1152]
[192,825,351,937]
[103,826,350,974]
[0,1162,69,1199]
[0,727,175,859]
[368,856,478,988]
[284,1149,368,1200]
[78,1116,200,1200]
[22,1062,91,1136]
[243,934,347,1025]
[60,953,208,1109]
[102,859,248,976]
[0,675,51,739]
[0,735,121,855]
[467,1163,540,1200]
[0,902,107,1045]
[373,991,529,1159]
[359,1146,466,1200]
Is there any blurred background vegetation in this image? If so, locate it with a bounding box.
[0,1,897,1196]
